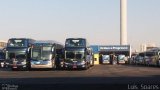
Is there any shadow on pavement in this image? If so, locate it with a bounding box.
[0,75,160,90]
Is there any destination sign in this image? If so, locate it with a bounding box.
[34,43,53,47]
[99,45,130,51]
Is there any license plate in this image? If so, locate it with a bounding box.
[13,62,17,68]
[13,66,17,68]
[73,65,77,68]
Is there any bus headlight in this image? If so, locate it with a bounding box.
[65,62,70,65]
[79,61,85,65]
[65,63,69,65]
[44,61,51,65]
[31,60,35,65]
[21,61,26,65]
[1,62,4,67]
[17,59,26,65]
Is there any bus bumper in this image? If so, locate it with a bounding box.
[118,61,126,64]
[31,64,53,69]
[64,63,86,69]
[102,60,110,64]
[8,64,27,69]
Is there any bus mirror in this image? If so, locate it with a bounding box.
[51,48,54,52]
[27,48,31,52]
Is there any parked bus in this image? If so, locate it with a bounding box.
[144,50,160,66]
[64,38,94,70]
[102,55,110,64]
[117,54,126,64]
[5,38,35,70]
[30,40,64,69]
[133,48,160,66]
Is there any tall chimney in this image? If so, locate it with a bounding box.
[120,0,127,45]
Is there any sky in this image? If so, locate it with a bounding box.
[0,0,160,51]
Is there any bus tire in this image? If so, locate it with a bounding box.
[156,61,159,67]
[83,64,88,70]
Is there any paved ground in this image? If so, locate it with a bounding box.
[0,65,160,90]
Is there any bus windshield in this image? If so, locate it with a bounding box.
[7,51,26,59]
[7,39,27,47]
[102,55,110,60]
[65,39,85,47]
[31,46,52,60]
[66,51,84,59]
[118,55,125,60]
[146,52,155,57]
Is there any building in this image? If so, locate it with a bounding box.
[140,43,156,52]
[140,44,147,52]
[91,45,131,64]
[0,40,7,49]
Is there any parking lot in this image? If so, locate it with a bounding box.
[0,65,160,90]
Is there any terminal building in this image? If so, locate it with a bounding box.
[91,45,131,64]
[140,43,157,52]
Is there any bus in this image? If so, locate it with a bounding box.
[144,48,160,66]
[117,54,126,64]
[5,38,35,70]
[133,48,160,66]
[64,38,94,70]
[102,55,110,64]
[30,40,64,69]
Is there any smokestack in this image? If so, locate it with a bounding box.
[120,0,127,45]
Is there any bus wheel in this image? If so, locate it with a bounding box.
[83,64,88,70]
[87,63,90,69]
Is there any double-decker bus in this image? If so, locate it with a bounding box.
[144,48,160,66]
[64,38,94,70]
[30,40,64,69]
[5,38,35,70]
[133,48,160,66]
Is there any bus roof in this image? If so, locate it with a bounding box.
[35,40,63,45]
[9,38,34,40]
[66,38,86,40]
[65,38,89,46]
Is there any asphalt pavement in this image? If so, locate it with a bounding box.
[0,65,160,90]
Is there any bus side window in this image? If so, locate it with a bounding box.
[158,52,160,59]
